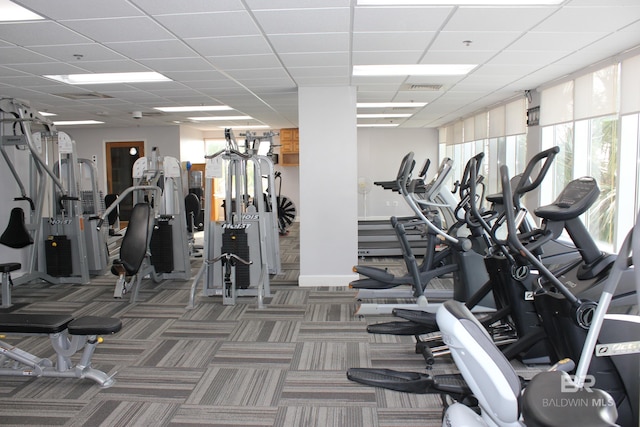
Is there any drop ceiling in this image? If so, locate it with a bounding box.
[0,0,639,131]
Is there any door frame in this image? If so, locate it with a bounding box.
[105,141,145,226]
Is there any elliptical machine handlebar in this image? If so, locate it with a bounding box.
[398,152,468,250]
[512,145,559,206]
[499,165,602,330]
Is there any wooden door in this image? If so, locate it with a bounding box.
[106,141,145,225]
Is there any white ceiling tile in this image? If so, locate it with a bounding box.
[352,51,424,65]
[280,52,349,68]
[0,1,636,129]
[0,46,61,64]
[0,66,29,77]
[72,60,150,73]
[16,0,144,19]
[208,54,283,70]
[60,17,174,43]
[253,8,350,34]
[287,66,349,78]
[292,75,350,86]
[245,0,350,9]
[7,62,87,76]
[489,50,568,66]
[268,33,349,53]
[535,5,640,32]
[353,32,436,51]
[353,6,452,32]
[226,68,291,80]
[187,36,273,56]
[154,11,260,38]
[423,50,496,64]
[508,31,608,52]
[106,40,198,59]
[444,6,556,32]
[0,21,93,46]
[28,44,126,62]
[393,92,442,103]
[131,0,245,15]
[138,57,213,72]
[429,31,522,52]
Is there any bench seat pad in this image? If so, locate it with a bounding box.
[68,316,122,335]
[0,314,74,334]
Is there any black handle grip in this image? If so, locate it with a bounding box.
[513,146,559,199]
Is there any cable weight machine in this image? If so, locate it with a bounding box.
[0,98,109,303]
[188,129,281,308]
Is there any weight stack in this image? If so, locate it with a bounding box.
[150,221,174,273]
[45,235,73,277]
[222,228,250,289]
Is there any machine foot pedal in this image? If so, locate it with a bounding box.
[367,320,436,336]
[392,308,438,327]
[346,368,435,394]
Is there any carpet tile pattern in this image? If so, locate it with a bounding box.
[0,224,542,426]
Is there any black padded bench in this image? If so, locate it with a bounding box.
[0,312,123,388]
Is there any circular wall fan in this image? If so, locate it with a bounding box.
[358,176,373,218]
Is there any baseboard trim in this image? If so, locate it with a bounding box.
[298,274,357,287]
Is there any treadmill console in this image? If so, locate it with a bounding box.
[534,177,599,222]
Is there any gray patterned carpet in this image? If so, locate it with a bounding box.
[0,224,541,426]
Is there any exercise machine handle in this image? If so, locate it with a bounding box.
[500,165,580,307]
[513,146,559,202]
[14,196,35,211]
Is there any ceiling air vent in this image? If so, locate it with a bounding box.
[400,83,443,91]
[54,92,113,100]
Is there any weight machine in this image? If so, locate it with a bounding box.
[0,98,109,307]
[100,148,192,301]
[188,129,281,308]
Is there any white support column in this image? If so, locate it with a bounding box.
[298,86,358,287]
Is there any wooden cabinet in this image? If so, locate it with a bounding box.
[280,128,299,166]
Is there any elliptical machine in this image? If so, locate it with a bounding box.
[435,165,638,426]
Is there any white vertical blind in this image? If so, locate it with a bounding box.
[463,117,475,142]
[574,64,618,120]
[505,98,526,135]
[453,121,464,144]
[621,54,640,114]
[488,105,505,138]
[438,126,449,144]
[475,112,488,140]
[540,81,573,125]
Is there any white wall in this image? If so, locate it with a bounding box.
[68,124,181,194]
[180,125,205,164]
[357,128,439,220]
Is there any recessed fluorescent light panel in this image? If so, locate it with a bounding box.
[357,0,563,5]
[354,64,476,76]
[44,72,171,85]
[188,116,252,121]
[357,102,427,108]
[154,106,233,112]
[53,120,104,126]
[220,125,270,130]
[0,0,44,21]
[39,111,57,117]
[357,113,413,118]
[357,123,399,127]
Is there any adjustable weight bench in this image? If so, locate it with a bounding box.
[111,202,156,302]
[0,311,122,388]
